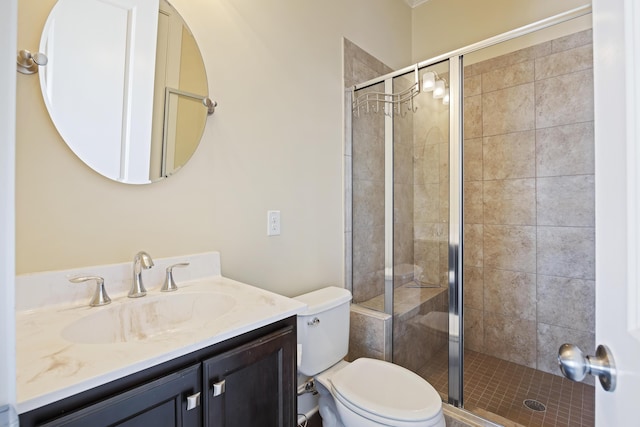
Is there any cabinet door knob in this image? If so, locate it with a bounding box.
[186,392,201,410]
[212,380,226,397]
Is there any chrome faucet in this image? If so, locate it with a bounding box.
[129,251,154,298]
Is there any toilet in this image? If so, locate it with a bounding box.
[294,287,446,427]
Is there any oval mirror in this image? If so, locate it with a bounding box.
[39,0,210,184]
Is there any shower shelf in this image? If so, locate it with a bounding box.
[351,65,420,118]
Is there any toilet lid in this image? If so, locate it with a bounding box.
[330,358,442,422]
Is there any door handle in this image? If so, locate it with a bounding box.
[558,343,616,391]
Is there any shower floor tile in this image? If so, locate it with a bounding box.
[418,348,595,427]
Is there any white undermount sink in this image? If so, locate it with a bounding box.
[62,292,236,344]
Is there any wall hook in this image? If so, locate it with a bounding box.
[17,49,48,75]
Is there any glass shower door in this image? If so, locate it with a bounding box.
[349,57,454,406]
[459,19,595,426]
[391,63,451,402]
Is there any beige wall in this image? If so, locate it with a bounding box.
[16,0,593,298]
[411,0,590,62]
[16,0,411,296]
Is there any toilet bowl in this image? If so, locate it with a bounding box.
[294,287,445,427]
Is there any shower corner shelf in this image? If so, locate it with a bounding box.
[352,65,420,118]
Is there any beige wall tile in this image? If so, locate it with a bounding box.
[352,270,383,304]
[535,69,594,128]
[464,62,482,78]
[485,312,537,368]
[464,307,485,353]
[439,179,449,222]
[352,225,384,302]
[537,275,595,333]
[415,141,440,185]
[537,226,595,279]
[536,122,594,177]
[537,322,595,383]
[464,266,484,310]
[352,179,384,229]
[394,223,414,267]
[415,239,441,285]
[465,42,551,76]
[414,222,447,242]
[394,182,414,225]
[464,95,483,139]
[352,122,384,181]
[345,38,392,84]
[482,83,535,136]
[414,104,448,147]
[394,141,413,185]
[349,308,386,354]
[464,224,484,268]
[439,141,450,183]
[484,268,536,321]
[414,183,440,223]
[347,341,384,362]
[464,181,483,224]
[550,29,593,53]
[394,310,448,372]
[482,61,534,93]
[484,225,536,273]
[464,74,482,97]
[464,138,483,181]
[483,178,536,225]
[483,131,535,180]
[535,44,592,80]
[537,175,595,227]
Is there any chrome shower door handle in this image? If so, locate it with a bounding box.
[558,343,616,391]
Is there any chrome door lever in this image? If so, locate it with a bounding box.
[558,343,616,391]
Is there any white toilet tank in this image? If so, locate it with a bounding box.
[294,287,352,377]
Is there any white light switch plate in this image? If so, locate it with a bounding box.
[267,210,281,236]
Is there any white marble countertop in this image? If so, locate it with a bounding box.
[16,274,306,414]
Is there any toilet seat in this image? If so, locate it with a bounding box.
[329,358,442,424]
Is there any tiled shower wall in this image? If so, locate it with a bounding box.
[345,28,594,381]
[462,29,595,379]
[344,39,391,304]
[344,39,394,361]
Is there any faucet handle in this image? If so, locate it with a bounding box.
[161,263,190,292]
[69,276,111,307]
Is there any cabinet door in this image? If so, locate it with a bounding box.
[41,364,202,427]
[203,326,296,427]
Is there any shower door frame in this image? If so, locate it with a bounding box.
[348,4,592,408]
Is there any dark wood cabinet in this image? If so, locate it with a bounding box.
[20,317,297,427]
[203,326,296,427]
[40,364,202,427]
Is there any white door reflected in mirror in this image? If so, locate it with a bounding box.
[39,0,209,184]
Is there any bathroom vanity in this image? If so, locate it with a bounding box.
[15,252,306,427]
[19,317,296,426]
